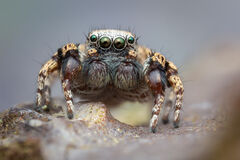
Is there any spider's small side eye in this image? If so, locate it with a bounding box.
[90,35,97,42]
[128,36,135,44]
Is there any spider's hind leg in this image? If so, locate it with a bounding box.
[165,61,184,128]
[162,89,175,124]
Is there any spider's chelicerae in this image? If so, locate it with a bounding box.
[36,29,184,133]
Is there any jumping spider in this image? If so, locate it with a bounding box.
[36,29,184,133]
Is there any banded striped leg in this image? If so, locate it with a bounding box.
[60,56,81,119]
[36,58,59,111]
[162,89,175,124]
[36,43,79,116]
[147,69,165,133]
[166,61,184,128]
[61,78,74,119]
[143,52,167,133]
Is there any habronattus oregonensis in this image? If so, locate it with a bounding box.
[36,29,184,133]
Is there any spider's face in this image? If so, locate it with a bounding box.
[87,29,136,55]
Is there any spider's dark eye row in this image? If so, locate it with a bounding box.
[128,36,135,44]
[99,37,111,49]
[113,37,125,49]
[90,35,97,42]
[90,35,135,50]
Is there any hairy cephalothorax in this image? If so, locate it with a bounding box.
[36,29,184,133]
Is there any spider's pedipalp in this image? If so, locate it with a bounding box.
[87,48,98,57]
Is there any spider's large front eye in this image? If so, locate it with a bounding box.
[99,37,111,49]
[90,35,97,42]
[113,37,125,49]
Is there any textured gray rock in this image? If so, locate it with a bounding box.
[0,97,225,160]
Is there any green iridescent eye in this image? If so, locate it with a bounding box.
[99,37,111,49]
[113,37,125,49]
[90,35,97,42]
[128,36,135,44]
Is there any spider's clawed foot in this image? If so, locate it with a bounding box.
[173,109,181,128]
[34,104,50,113]
[173,121,180,128]
[162,107,181,128]
[67,112,74,119]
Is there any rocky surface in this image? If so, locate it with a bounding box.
[0,99,225,160]
[0,44,240,160]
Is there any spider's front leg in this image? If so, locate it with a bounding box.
[36,54,60,111]
[59,46,82,119]
[144,52,167,133]
[36,43,81,119]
